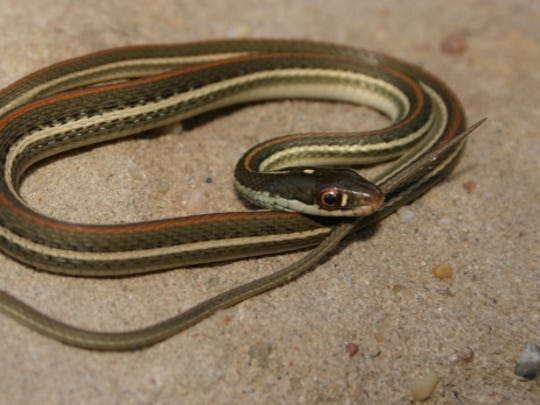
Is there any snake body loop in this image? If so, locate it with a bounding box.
[0,39,469,350]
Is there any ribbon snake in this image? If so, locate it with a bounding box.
[0,39,481,350]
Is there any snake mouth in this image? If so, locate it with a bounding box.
[366,186,385,212]
[348,184,384,216]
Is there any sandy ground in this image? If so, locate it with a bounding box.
[0,0,538,403]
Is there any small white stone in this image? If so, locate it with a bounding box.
[126,158,145,180]
[398,207,416,223]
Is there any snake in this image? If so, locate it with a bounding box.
[0,39,476,350]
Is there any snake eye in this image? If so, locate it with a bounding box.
[317,187,343,211]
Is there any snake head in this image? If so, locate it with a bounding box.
[310,168,383,216]
[260,167,384,217]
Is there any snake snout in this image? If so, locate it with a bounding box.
[349,182,384,215]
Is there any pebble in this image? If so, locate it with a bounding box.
[179,189,208,214]
[432,262,453,280]
[398,207,416,223]
[449,348,474,364]
[438,217,453,226]
[156,179,170,194]
[126,158,145,180]
[441,31,468,54]
[514,341,540,380]
[410,372,440,401]
[457,348,474,363]
[462,180,477,193]
[345,342,359,357]
[248,342,273,368]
